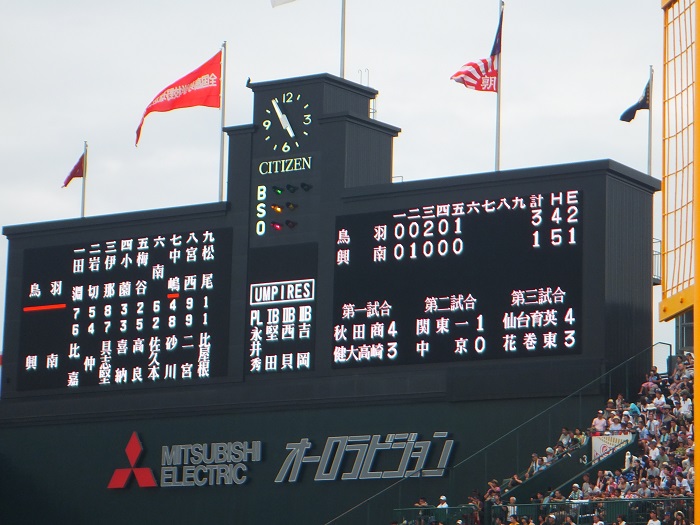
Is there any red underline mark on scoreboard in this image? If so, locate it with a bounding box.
[167,293,180,299]
[23,303,67,312]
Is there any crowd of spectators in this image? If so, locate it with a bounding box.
[458,353,694,525]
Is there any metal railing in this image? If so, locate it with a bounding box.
[481,499,695,525]
[392,505,477,525]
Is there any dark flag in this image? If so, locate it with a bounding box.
[620,80,651,122]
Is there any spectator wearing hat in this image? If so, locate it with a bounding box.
[591,411,607,434]
[543,448,556,464]
[609,415,623,434]
[485,479,501,502]
[672,512,688,525]
[567,483,583,500]
[437,495,448,508]
[661,405,676,427]
[603,399,617,419]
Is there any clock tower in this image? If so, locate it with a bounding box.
[225,73,401,248]
[225,73,400,377]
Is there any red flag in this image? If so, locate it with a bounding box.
[62,152,85,188]
[451,9,503,92]
[135,50,222,146]
[451,57,498,92]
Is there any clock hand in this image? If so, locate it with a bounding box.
[271,98,296,138]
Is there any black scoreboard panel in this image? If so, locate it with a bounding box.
[16,226,233,392]
[1,160,658,406]
[331,190,582,367]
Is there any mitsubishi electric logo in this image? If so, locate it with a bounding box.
[108,432,158,489]
[107,431,263,490]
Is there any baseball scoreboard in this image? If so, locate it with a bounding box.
[1,74,658,404]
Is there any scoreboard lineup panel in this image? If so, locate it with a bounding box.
[17,227,233,391]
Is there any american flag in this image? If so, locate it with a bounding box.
[451,8,503,92]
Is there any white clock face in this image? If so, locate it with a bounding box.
[261,91,312,153]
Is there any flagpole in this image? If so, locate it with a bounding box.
[495,74,501,171]
[218,41,227,202]
[340,0,347,78]
[81,141,88,218]
[494,1,504,171]
[647,65,653,176]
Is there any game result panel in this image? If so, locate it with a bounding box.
[332,190,583,367]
